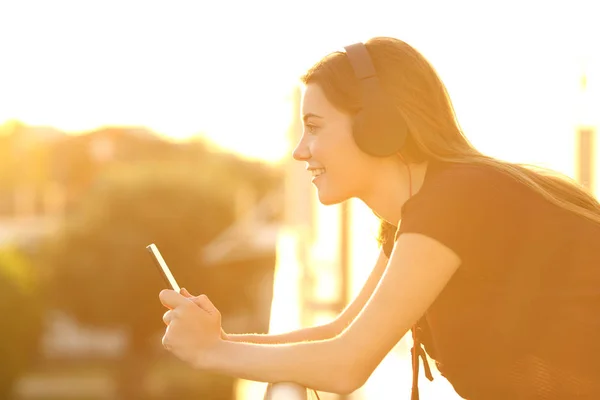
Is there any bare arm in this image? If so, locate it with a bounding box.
[199,233,460,394]
[225,249,389,345]
[329,249,389,333]
[225,325,336,344]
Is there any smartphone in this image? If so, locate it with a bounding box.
[146,243,180,292]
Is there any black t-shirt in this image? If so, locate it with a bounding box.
[383,160,600,399]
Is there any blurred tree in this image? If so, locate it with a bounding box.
[0,246,44,399]
[38,156,280,399]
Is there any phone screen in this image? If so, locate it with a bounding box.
[146,243,180,292]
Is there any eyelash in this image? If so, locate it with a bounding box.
[306,124,318,134]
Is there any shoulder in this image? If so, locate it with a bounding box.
[403,160,515,214]
[424,161,509,193]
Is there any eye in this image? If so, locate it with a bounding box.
[305,124,318,135]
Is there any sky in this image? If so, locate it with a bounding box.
[0,0,599,169]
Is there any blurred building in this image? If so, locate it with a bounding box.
[575,63,599,193]
[200,186,281,336]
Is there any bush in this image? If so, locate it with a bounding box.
[0,246,44,399]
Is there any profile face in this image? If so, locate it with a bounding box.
[293,83,376,205]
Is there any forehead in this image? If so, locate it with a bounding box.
[301,83,336,117]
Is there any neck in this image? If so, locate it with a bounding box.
[360,160,429,226]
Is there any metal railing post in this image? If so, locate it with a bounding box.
[264,382,309,400]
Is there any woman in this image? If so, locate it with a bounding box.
[159,37,600,399]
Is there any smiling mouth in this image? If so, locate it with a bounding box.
[311,168,326,178]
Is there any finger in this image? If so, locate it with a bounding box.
[162,332,172,351]
[221,328,229,340]
[188,295,204,307]
[159,289,188,309]
[163,310,174,325]
[180,288,193,297]
[196,294,218,315]
[180,292,208,311]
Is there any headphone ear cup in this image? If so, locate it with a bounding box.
[352,94,408,157]
[352,109,368,151]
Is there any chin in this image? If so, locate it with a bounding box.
[316,189,349,206]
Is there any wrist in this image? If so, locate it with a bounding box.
[194,338,226,370]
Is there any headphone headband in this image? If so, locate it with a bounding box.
[343,42,409,157]
[343,43,377,80]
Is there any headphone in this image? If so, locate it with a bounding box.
[343,42,409,157]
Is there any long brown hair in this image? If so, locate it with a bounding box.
[300,37,600,245]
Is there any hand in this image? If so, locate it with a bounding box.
[159,289,222,368]
[180,288,229,341]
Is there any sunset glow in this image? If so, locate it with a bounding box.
[3,2,599,399]
[1,1,598,167]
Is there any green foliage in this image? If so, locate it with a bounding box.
[41,162,236,332]
[39,154,278,340]
[0,246,44,398]
[0,245,37,293]
[2,125,281,399]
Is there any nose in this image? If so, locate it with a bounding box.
[292,135,310,161]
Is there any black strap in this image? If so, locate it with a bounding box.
[411,325,434,400]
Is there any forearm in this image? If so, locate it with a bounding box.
[201,336,356,394]
[224,323,337,344]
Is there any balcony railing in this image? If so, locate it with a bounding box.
[263,382,309,400]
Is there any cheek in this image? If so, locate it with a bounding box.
[343,163,370,190]
[328,149,371,193]
[313,124,369,188]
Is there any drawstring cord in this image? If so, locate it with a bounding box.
[411,326,434,399]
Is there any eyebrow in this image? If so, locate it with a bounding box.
[302,113,324,123]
